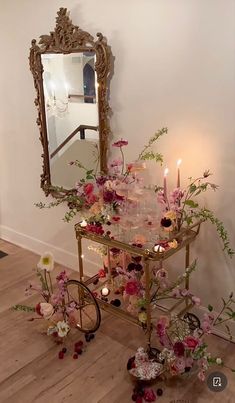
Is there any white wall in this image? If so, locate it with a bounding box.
[0,1,235,321]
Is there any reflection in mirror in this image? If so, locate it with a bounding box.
[30,7,112,197]
[41,52,99,189]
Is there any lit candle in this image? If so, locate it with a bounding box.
[177,159,182,188]
[153,245,165,253]
[80,219,87,228]
[101,286,110,296]
[164,168,169,200]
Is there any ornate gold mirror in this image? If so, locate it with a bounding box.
[30,8,112,197]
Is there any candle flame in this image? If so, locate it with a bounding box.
[177,159,182,167]
[164,167,169,177]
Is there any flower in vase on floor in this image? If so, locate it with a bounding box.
[156,300,235,380]
[12,253,80,347]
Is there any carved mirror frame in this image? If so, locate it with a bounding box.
[29,8,111,197]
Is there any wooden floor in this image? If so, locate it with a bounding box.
[0,239,234,403]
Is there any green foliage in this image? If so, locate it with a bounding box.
[211,294,235,340]
[194,208,234,257]
[36,269,48,291]
[140,151,163,164]
[12,304,35,312]
[137,127,167,163]
[179,172,234,258]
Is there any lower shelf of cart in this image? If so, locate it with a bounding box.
[83,274,193,327]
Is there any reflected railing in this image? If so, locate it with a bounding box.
[50,124,98,159]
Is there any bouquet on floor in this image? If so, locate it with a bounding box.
[155,293,235,381]
[13,253,74,342]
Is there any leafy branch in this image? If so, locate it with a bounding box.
[137,127,167,163]
[194,208,234,258]
[12,304,35,312]
[206,294,235,342]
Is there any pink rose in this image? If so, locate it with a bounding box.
[192,296,201,306]
[86,193,97,204]
[125,280,140,295]
[198,370,206,381]
[39,302,54,319]
[174,357,186,372]
[184,336,199,350]
[83,183,94,195]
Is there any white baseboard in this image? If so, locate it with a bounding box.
[0,225,99,276]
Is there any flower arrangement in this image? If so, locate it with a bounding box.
[12,253,95,358]
[36,129,233,260]
[127,348,164,402]
[36,128,167,228]
[157,170,234,257]
[154,294,235,382]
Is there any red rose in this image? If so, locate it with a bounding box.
[83,183,94,195]
[86,194,97,204]
[35,303,42,316]
[143,388,156,402]
[125,280,140,296]
[98,268,106,278]
[184,336,199,350]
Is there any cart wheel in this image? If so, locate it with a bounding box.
[65,279,101,334]
[183,312,201,331]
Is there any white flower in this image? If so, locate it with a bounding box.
[216,358,222,365]
[40,302,54,319]
[47,325,57,336]
[37,252,54,272]
[56,321,70,338]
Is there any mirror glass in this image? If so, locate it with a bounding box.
[41,52,99,189]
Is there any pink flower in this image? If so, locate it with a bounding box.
[198,370,206,381]
[112,139,128,147]
[143,388,156,402]
[125,280,140,295]
[169,188,184,205]
[184,336,199,350]
[201,313,214,334]
[174,357,186,372]
[83,183,94,195]
[98,268,106,278]
[109,158,122,168]
[180,288,190,297]
[156,315,170,337]
[192,296,201,306]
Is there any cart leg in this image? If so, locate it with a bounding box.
[185,244,190,307]
[144,258,152,348]
[78,235,84,282]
